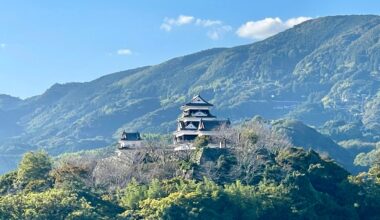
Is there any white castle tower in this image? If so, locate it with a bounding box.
[173,95,230,144]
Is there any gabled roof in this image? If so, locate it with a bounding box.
[185,122,197,130]
[179,121,199,130]
[121,131,142,141]
[183,95,213,107]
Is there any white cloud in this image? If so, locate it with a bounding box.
[176,15,194,25]
[160,15,195,31]
[236,16,312,40]
[0,43,6,49]
[117,49,132,56]
[285,16,311,27]
[207,31,221,40]
[195,19,222,27]
[160,15,232,40]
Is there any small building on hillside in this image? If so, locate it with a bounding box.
[173,95,230,146]
[118,131,143,149]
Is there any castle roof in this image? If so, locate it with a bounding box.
[121,131,142,141]
[177,119,230,131]
[183,95,213,107]
[198,119,230,131]
[182,109,216,118]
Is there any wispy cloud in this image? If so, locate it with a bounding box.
[0,43,6,49]
[117,49,132,56]
[160,15,232,40]
[207,25,233,40]
[160,15,195,31]
[195,19,222,27]
[236,17,312,40]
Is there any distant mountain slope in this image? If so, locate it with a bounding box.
[0,15,379,172]
[271,119,361,172]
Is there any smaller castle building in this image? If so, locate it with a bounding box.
[118,131,143,149]
[173,95,230,144]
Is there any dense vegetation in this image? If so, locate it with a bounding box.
[0,15,380,173]
[0,121,379,219]
[1,149,380,219]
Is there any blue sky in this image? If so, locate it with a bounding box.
[1,0,380,98]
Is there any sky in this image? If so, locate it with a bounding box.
[0,0,380,98]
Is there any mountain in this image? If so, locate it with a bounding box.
[0,15,379,173]
[271,119,361,172]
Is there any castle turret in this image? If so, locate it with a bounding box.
[119,131,143,149]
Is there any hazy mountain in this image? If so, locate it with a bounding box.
[0,15,379,173]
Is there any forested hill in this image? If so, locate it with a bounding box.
[0,15,380,172]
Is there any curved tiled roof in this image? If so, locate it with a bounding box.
[183,94,213,107]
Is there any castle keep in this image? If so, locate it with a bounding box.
[173,95,230,144]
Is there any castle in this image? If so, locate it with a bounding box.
[118,95,230,149]
[173,95,230,145]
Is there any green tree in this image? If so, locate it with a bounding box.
[350,164,380,219]
[16,151,53,191]
[0,189,100,220]
[119,179,147,210]
[0,171,17,195]
[147,178,165,199]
